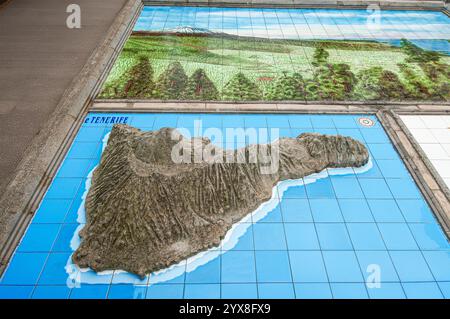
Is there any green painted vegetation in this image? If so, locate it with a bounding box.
[184,69,219,100]
[222,72,262,101]
[99,34,450,101]
[154,61,188,99]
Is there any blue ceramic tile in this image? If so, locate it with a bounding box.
[356,251,400,282]
[259,205,283,223]
[347,224,386,250]
[52,224,79,252]
[32,199,72,224]
[409,224,450,250]
[423,251,450,281]
[330,283,368,299]
[367,200,405,222]
[57,159,92,178]
[280,199,313,222]
[221,284,258,298]
[359,179,393,199]
[396,200,436,223]
[378,224,418,250]
[437,282,450,299]
[31,286,71,299]
[253,223,287,250]
[130,115,156,129]
[38,253,73,285]
[69,284,109,299]
[255,251,292,283]
[390,251,434,282]
[332,116,358,129]
[288,116,312,129]
[386,179,422,199]
[107,285,147,299]
[222,115,245,128]
[244,116,267,128]
[402,282,443,299]
[356,160,384,179]
[227,227,254,251]
[309,199,343,222]
[316,224,352,250]
[277,128,294,138]
[186,257,221,284]
[338,199,374,222]
[266,115,290,128]
[360,128,389,144]
[75,127,106,142]
[337,129,364,141]
[258,283,295,299]
[153,115,177,129]
[294,283,332,299]
[1,253,48,285]
[18,224,61,252]
[310,116,335,128]
[377,160,410,179]
[67,142,100,159]
[330,177,364,199]
[177,114,201,128]
[221,251,256,283]
[63,188,85,224]
[305,178,336,199]
[45,178,83,199]
[289,251,328,283]
[0,286,33,299]
[184,284,220,299]
[146,284,184,299]
[322,251,363,282]
[280,184,307,199]
[367,144,399,160]
[284,223,319,250]
[367,283,405,299]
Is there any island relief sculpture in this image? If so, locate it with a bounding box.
[72,124,369,277]
[98,33,450,102]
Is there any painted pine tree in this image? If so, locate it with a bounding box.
[121,56,155,99]
[312,47,330,67]
[154,61,188,100]
[222,72,261,101]
[183,69,219,100]
[264,72,305,101]
[312,63,356,100]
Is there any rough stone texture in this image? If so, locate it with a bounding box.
[73,124,369,277]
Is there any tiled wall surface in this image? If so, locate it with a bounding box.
[400,115,450,189]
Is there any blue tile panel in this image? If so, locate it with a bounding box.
[0,113,449,299]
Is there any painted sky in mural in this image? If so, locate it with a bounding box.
[135,7,450,42]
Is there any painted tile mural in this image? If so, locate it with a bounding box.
[1,113,450,299]
[99,6,450,102]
